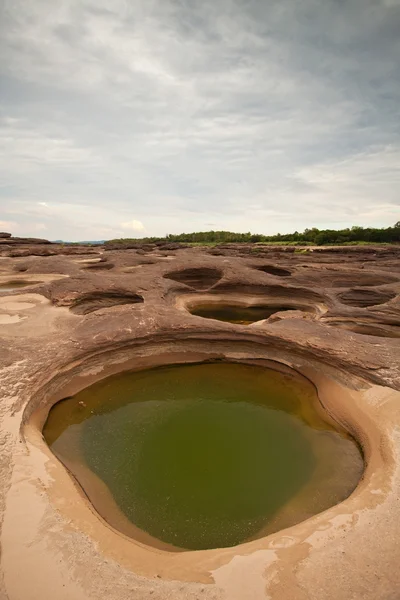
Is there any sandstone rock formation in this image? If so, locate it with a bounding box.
[0,239,400,600]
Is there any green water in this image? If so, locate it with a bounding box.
[189,304,296,324]
[44,363,363,551]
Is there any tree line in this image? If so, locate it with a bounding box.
[107,223,400,246]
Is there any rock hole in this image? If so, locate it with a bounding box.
[337,289,396,308]
[164,268,222,290]
[253,265,291,277]
[70,291,144,315]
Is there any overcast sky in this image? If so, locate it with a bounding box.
[0,0,399,241]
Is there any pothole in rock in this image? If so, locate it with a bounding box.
[70,291,144,315]
[0,280,41,293]
[294,270,399,288]
[188,303,306,324]
[42,362,363,551]
[81,260,114,271]
[330,274,398,287]
[123,261,157,271]
[253,265,291,277]
[74,257,103,264]
[182,288,322,325]
[325,320,400,338]
[337,289,397,308]
[164,267,222,290]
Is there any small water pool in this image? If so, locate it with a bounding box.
[188,303,298,324]
[43,362,363,551]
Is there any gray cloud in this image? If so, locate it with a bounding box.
[0,0,399,240]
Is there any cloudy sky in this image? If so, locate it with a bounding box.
[0,0,399,241]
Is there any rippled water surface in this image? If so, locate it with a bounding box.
[44,363,363,550]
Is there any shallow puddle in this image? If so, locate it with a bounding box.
[189,304,297,324]
[44,363,363,551]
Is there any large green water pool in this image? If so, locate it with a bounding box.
[43,362,363,551]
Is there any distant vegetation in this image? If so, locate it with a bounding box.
[107,223,400,246]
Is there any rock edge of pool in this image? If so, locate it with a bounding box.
[0,243,400,600]
[40,360,364,552]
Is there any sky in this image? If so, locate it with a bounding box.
[0,0,399,241]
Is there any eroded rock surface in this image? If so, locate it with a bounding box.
[70,290,144,315]
[253,264,292,277]
[163,267,223,290]
[0,240,400,600]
